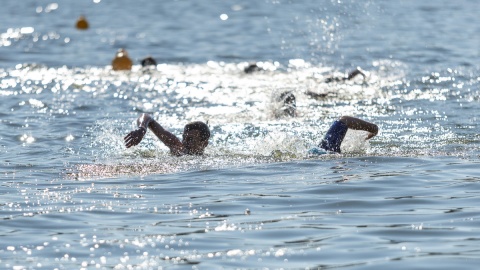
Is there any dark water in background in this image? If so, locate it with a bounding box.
[1,0,480,269]
[4,0,478,70]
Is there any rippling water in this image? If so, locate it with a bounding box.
[1,0,480,269]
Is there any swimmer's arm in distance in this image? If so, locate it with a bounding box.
[124,113,183,155]
[346,68,366,81]
[338,116,378,140]
[325,67,367,83]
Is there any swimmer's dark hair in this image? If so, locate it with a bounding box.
[184,121,210,141]
[141,56,157,67]
[278,91,296,117]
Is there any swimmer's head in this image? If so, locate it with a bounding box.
[141,56,157,67]
[182,121,210,155]
[278,91,296,117]
[244,62,262,74]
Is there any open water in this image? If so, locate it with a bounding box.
[1,0,480,269]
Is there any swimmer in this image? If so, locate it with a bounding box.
[305,68,368,99]
[309,116,378,154]
[244,62,263,74]
[277,91,296,117]
[324,67,367,83]
[141,56,157,67]
[112,48,133,71]
[124,113,210,156]
[304,91,328,99]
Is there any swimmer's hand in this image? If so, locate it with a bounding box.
[124,127,147,148]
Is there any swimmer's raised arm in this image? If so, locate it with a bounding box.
[338,116,378,140]
[346,68,366,81]
[124,113,183,154]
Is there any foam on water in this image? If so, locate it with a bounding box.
[3,59,477,181]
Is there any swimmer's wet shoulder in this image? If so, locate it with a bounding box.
[124,113,210,156]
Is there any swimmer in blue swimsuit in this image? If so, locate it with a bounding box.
[309,116,378,155]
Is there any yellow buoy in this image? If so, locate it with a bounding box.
[112,49,133,71]
[75,15,89,30]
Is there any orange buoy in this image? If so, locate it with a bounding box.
[112,49,133,71]
[75,15,89,30]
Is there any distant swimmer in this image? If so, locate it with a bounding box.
[273,67,369,117]
[75,15,89,30]
[141,56,157,67]
[308,116,378,155]
[304,91,328,99]
[124,113,210,156]
[112,48,133,71]
[306,67,368,99]
[277,91,296,117]
[244,62,263,74]
[324,67,367,83]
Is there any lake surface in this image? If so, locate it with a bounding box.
[1,0,480,269]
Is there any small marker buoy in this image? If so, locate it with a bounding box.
[112,48,133,71]
[75,15,89,30]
